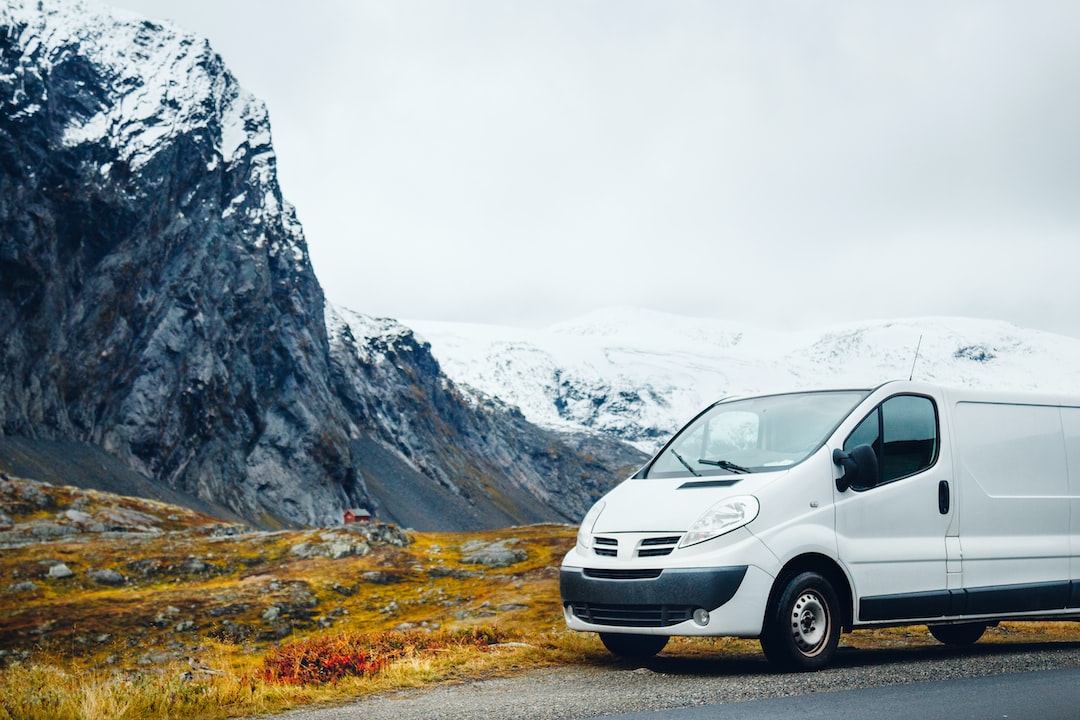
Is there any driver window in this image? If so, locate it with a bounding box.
[844,395,938,487]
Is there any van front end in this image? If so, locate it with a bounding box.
[560,524,779,639]
[559,389,873,666]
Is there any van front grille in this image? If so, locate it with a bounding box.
[637,535,681,558]
[593,536,617,557]
[569,602,695,627]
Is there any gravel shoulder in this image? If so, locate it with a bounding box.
[260,640,1080,720]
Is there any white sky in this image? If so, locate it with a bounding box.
[108,0,1080,339]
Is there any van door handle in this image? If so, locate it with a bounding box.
[938,480,950,514]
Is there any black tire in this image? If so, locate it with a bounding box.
[928,622,987,646]
[760,571,842,671]
[599,632,669,660]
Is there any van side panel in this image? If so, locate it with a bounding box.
[953,402,1070,592]
[1061,408,1080,590]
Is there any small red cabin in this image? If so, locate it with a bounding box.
[343,508,372,524]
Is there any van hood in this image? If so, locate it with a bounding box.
[590,472,784,534]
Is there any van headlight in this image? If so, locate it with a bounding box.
[679,496,759,548]
[576,501,606,550]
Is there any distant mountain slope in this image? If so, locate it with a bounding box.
[409,309,1080,451]
[0,435,249,525]
[326,306,646,530]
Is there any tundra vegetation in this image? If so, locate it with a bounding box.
[1,474,1077,720]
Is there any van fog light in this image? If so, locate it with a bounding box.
[693,608,710,626]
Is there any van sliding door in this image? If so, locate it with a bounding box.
[1062,409,1080,592]
[953,402,1071,615]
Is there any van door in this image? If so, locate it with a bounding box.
[952,401,1071,612]
[833,393,955,623]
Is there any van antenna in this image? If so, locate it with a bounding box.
[908,335,924,381]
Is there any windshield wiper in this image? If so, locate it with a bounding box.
[698,458,751,474]
[669,448,700,477]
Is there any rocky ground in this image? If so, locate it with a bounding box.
[0,472,570,671]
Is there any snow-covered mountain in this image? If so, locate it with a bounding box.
[0,0,638,530]
[408,308,1080,453]
[1,0,360,526]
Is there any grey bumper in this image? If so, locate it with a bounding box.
[560,566,748,614]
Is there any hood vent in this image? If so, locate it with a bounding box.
[678,479,741,489]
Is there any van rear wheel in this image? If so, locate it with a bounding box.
[929,622,987,645]
[599,632,668,660]
[760,571,841,671]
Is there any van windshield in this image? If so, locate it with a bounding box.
[643,390,870,478]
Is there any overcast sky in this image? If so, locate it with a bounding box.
[108,0,1080,339]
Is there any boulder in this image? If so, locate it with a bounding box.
[47,563,74,579]
[460,539,528,568]
[88,569,125,586]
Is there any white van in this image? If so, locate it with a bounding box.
[560,380,1080,670]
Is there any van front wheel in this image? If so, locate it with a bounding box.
[928,622,987,645]
[599,632,668,660]
[761,571,841,671]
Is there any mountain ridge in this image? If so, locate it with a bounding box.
[406,309,1080,452]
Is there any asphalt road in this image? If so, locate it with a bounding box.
[593,666,1080,720]
[261,640,1080,720]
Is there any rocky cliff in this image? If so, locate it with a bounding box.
[0,0,372,526]
[0,0,639,530]
[327,306,644,530]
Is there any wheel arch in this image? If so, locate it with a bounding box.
[768,553,854,631]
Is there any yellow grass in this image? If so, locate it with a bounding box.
[3,499,1080,720]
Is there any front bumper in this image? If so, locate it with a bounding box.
[561,566,746,615]
[560,563,773,637]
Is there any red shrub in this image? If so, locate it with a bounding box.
[261,627,513,685]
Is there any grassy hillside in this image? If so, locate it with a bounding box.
[2,473,1079,719]
[0,473,604,718]
[0,473,571,661]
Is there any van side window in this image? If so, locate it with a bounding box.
[844,395,939,487]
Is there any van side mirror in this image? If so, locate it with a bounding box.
[833,444,879,492]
